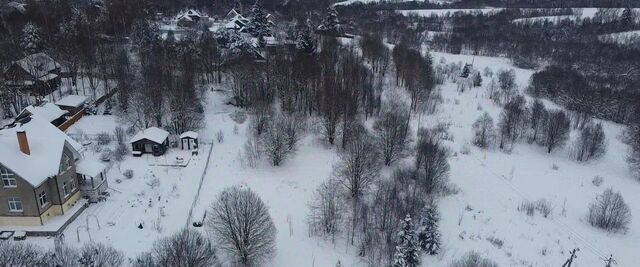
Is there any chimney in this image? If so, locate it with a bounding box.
[16,129,30,155]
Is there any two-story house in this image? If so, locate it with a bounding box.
[0,113,106,227]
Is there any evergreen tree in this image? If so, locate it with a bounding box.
[620,7,634,30]
[417,204,441,255]
[247,0,271,40]
[473,72,483,87]
[20,23,42,54]
[319,6,340,33]
[295,18,316,54]
[392,215,420,267]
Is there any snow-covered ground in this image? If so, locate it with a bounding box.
[21,50,640,266]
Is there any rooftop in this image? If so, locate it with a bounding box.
[130,127,170,144]
[56,95,89,108]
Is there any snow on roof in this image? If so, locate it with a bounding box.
[56,95,88,108]
[130,127,169,144]
[0,114,82,187]
[76,158,106,178]
[180,131,198,139]
[23,103,68,123]
[14,53,61,80]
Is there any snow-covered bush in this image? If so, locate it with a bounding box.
[123,169,134,179]
[230,110,247,124]
[518,200,536,216]
[588,189,631,232]
[518,199,553,218]
[97,131,112,145]
[114,126,126,145]
[486,236,504,248]
[135,228,218,267]
[114,143,129,161]
[243,135,261,168]
[472,112,495,149]
[592,176,604,187]
[572,122,606,162]
[449,251,498,267]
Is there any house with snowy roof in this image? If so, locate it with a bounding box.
[16,101,68,127]
[130,127,170,156]
[0,113,106,227]
[176,9,209,27]
[3,53,64,96]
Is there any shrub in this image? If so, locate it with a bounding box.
[588,189,631,232]
[229,110,247,124]
[216,130,224,143]
[123,169,134,179]
[486,236,503,248]
[592,176,604,187]
[450,251,498,267]
[114,143,129,161]
[97,132,112,145]
[518,199,553,218]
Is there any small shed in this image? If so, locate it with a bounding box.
[179,131,199,150]
[130,127,170,156]
[56,95,88,115]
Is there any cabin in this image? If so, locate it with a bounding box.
[176,9,207,27]
[130,127,170,157]
[3,53,63,96]
[179,131,199,150]
[55,95,88,115]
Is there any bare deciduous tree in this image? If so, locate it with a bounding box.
[415,132,450,195]
[147,228,219,267]
[528,99,547,143]
[307,179,344,242]
[588,188,631,233]
[207,186,277,266]
[498,95,528,150]
[472,112,495,149]
[78,243,125,267]
[542,110,571,153]
[373,99,412,165]
[573,122,606,162]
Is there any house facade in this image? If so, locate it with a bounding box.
[0,114,104,227]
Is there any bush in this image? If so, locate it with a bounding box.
[216,130,224,143]
[114,126,126,144]
[588,189,631,232]
[124,169,134,179]
[518,199,553,218]
[114,143,129,161]
[230,110,247,124]
[97,132,112,145]
[450,251,498,267]
[592,176,604,187]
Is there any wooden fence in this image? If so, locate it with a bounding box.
[58,110,85,131]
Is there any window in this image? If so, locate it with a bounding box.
[63,181,70,197]
[60,153,73,172]
[38,191,48,207]
[1,166,16,188]
[8,197,22,212]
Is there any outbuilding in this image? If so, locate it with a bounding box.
[56,94,88,115]
[130,127,170,156]
[179,131,199,150]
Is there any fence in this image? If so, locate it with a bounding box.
[58,110,85,131]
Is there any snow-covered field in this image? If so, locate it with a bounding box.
[22,50,640,266]
[398,8,504,17]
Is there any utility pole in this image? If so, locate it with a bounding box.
[562,248,580,267]
[603,254,617,267]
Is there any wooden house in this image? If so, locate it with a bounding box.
[130,127,170,156]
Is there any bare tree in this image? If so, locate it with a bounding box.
[78,243,125,267]
[573,122,606,162]
[449,251,498,267]
[415,131,450,195]
[334,129,381,244]
[472,112,495,149]
[498,95,528,150]
[542,110,571,153]
[373,99,412,165]
[588,188,631,233]
[528,99,547,143]
[207,186,277,266]
[0,241,43,267]
[496,69,516,105]
[148,228,219,267]
[261,112,305,166]
[307,179,344,242]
